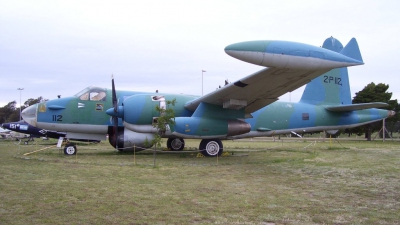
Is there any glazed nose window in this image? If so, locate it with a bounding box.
[21,104,38,126]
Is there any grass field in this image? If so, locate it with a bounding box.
[1,137,399,224]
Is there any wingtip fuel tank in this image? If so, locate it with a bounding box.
[224,39,363,70]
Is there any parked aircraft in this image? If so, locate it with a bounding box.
[2,121,101,149]
[0,124,30,140]
[21,37,395,156]
[2,121,62,140]
[0,127,11,138]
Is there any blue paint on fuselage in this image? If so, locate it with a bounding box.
[337,111,354,125]
[122,95,148,124]
[288,103,317,129]
[336,108,387,126]
[368,108,386,122]
[37,97,75,123]
[174,117,201,135]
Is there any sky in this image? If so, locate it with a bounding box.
[1,0,399,108]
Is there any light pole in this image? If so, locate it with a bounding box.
[202,70,206,96]
[17,88,24,121]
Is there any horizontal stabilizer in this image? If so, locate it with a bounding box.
[340,38,363,63]
[326,102,388,112]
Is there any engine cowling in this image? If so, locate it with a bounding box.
[108,127,154,151]
[122,94,166,125]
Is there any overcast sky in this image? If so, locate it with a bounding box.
[1,0,399,108]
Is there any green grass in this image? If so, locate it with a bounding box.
[1,137,400,224]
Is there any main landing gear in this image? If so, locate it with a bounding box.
[167,138,223,157]
[199,139,223,157]
[167,138,185,151]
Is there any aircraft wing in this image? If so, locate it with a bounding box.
[185,67,330,116]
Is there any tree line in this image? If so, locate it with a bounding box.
[0,97,47,123]
[350,82,399,140]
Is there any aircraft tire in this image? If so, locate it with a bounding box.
[167,138,185,151]
[64,144,77,155]
[199,139,223,157]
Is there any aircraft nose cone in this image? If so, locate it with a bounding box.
[22,104,38,126]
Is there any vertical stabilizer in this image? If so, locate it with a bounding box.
[340,38,363,63]
[300,37,353,105]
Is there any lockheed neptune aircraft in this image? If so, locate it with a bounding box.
[21,37,395,156]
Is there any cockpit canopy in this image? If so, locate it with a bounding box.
[75,86,107,101]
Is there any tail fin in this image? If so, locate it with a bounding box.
[300,37,360,105]
[340,38,363,63]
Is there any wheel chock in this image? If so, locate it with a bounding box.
[222,152,230,156]
[196,153,205,157]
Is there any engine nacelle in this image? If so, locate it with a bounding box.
[123,94,166,125]
[171,117,251,138]
[108,127,155,151]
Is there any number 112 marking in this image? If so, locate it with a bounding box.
[52,115,62,121]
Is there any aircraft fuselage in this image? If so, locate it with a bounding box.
[22,90,391,141]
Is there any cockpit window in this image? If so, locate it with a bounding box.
[75,87,107,101]
[89,91,106,101]
[75,87,90,98]
[79,92,90,100]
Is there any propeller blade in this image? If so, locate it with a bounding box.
[112,76,118,112]
[111,75,119,150]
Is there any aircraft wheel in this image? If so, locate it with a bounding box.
[24,141,28,145]
[167,138,185,151]
[64,144,77,155]
[199,139,223,157]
